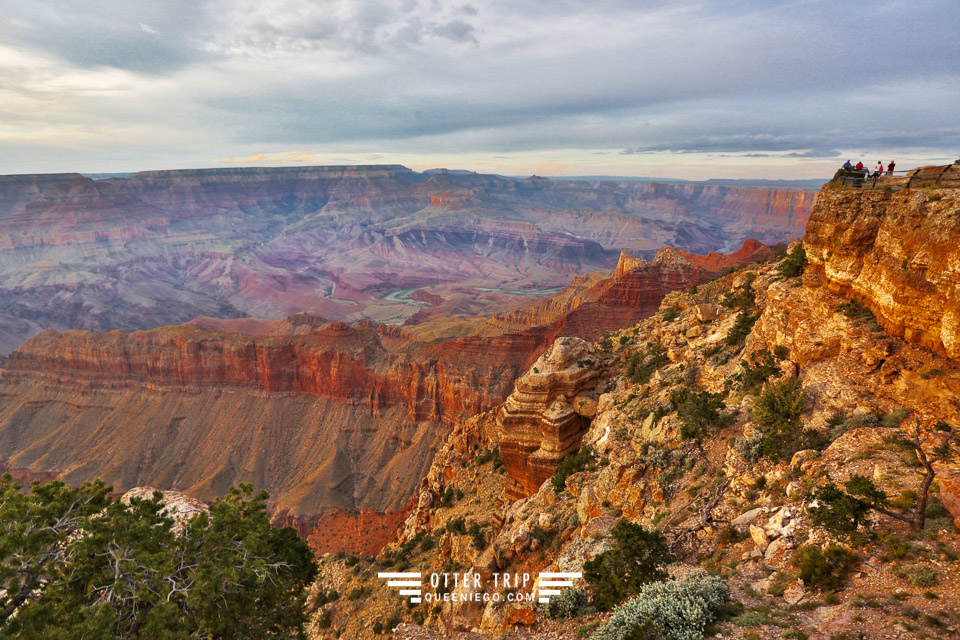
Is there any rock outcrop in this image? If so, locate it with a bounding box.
[498,338,601,500]
[804,186,960,358]
[120,486,208,535]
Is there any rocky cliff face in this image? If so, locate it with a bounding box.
[498,338,601,500]
[316,226,960,640]
[804,188,960,358]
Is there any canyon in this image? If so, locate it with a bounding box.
[0,166,813,354]
[0,243,729,550]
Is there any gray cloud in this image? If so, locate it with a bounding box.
[0,0,958,174]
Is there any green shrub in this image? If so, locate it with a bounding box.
[439,485,456,507]
[552,446,595,492]
[467,522,488,550]
[590,570,729,640]
[671,387,733,440]
[661,307,679,322]
[792,545,858,591]
[894,564,939,587]
[735,349,780,391]
[445,516,466,534]
[725,310,759,347]
[807,476,886,538]
[626,343,669,384]
[753,378,806,429]
[751,378,816,460]
[732,434,764,463]
[583,521,674,611]
[547,587,591,619]
[777,245,807,279]
[347,585,368,601]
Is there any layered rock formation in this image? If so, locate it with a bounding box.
[498,338,601,500]
[309,182,960,640]
[0,243,719,551]
[0,165,813,354]
[804,187,960,358]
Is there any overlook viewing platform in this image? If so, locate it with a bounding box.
[830,162,960,191]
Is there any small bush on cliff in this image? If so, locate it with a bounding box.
[590,570,729,640]
[751,378,817,460]
[724,311,759,347]
[777,245,807,279]
[547,587,591,619]
[670,387,733,440]
[552,446,595,492]
[626,343,669,384]
[0,476,317,639]
[733,349,780,392]
[583,520,674,611]
[792,545,858,591]
[661,307,679,323]
[467,522,488,550]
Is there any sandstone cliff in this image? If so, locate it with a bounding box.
[804,187,960,358]
[498,338,601,500]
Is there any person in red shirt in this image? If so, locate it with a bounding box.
[855,161,864,170]
[887,160,896,175]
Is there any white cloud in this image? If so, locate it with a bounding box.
[0,0,957,177]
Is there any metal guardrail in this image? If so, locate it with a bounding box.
[833,164,960,190]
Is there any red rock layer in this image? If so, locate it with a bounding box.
[675,238,786,273]
[0,241,739,552]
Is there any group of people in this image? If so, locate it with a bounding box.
[843,159,895,177]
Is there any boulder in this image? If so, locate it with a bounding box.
[696,304,718,323]
[732,506,766,526]
[750,524,770,550]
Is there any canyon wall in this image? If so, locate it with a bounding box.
[0,166,813,354]
[804,187,960,359]
[0,246,714,550]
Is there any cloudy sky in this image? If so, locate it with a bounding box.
[1,0,957,179]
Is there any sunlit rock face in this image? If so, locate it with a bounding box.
[804,185,960,358]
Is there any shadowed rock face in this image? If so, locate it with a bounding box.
[0,165,813,354]
[804,186,960,358]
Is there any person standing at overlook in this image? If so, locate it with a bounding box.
[887,160,896,175]
[875,161,883,176]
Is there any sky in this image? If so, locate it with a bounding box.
[1,0,958,180]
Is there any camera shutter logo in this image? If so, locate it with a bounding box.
[377,572,422,603]
[536,572,582,603]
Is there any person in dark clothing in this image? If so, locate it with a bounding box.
[887,160,896,175]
